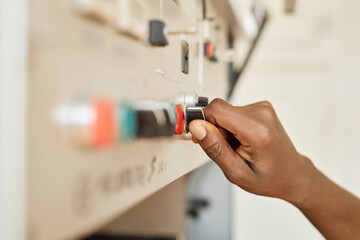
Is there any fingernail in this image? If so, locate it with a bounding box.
[190,123,207,141]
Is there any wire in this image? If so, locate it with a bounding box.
[202,0,207,19]
[227,12,268,99]
[160,0,163,19]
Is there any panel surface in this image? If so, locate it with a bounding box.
[27,1,229,239]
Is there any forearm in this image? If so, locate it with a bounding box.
[292,163,360,239]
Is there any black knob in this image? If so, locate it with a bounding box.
[185,107,205,132]
[197,96,209,107]
[149,20,168,47]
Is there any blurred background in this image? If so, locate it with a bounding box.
[232,0,360,238]
[1,0,359,239]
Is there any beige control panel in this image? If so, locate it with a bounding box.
[27,0,236,239]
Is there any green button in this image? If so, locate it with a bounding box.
[119,104,137,142]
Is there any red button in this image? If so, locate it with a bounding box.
[175,104,185,135]
[206,42,214,58]
[91,98,116,147]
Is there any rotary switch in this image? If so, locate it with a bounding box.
[185,107,206,132]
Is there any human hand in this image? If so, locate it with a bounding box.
[189,99,316,205]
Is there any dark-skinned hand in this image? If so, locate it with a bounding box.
[189,98,360,240]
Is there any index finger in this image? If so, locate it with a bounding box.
[203,98,252,144]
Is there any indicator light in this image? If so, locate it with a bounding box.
[174,104,185,135]
[204,42,218,61]
[205,42,214,58]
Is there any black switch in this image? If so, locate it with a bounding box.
[185,107,205,132]
[149,20,168,47]
[196,96,208,107]
[181,40,189,74]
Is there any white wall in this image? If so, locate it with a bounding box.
[232,0,360,239]
[0,0,28,239]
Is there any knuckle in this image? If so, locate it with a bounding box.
[204,140,225,160]
[204,98,227,122]
[259,104,276,122]
[257,123,273,146]
[209,98,226,110]
[259,100,273,108]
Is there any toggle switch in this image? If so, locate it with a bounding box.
[185,107,205,132]
[181,40,189,74]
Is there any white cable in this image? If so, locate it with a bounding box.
[160,0,163,19]
[198,21,204,90]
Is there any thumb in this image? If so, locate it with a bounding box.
[189,120,252,182]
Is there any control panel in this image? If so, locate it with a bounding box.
[26,0,248,239]
[54,96,207,148]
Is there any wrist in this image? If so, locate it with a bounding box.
[283,155,321,207]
